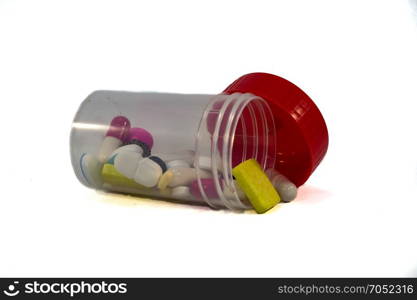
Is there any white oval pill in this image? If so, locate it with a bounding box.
[114,151,142,179]
[80,153,103,188]
[171,186,192,199]
[98,136,123,163]
[168,167,212,188]
[111,144,143,156]
[134,158,162,187]
[167,159,190,169]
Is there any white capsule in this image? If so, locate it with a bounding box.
[167,159,190,169]
[266,169,298,202]
[98,136,123,163]
[80,153,103,188]
[171,186,192,199]
[194,156,222,171]
[114,151,142,179]
[168,167,212,188]
[133,158,163,187]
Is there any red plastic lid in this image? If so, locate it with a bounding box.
[223,73,329,186]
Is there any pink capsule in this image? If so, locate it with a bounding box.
[98,116,131,163]
[106,116,131,141]
[126,127,154,149]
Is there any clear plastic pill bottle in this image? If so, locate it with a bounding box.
[70,73,328,211]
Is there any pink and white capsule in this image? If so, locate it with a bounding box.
[98,116,131,163]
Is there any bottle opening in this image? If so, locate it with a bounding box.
[195,92,276,210]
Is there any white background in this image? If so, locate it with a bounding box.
[1,0,416,277]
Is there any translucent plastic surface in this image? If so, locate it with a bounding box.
[70,91,276,210]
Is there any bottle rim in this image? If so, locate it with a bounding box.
[195,92,276,210]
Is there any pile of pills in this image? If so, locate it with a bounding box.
[80,115,298,212]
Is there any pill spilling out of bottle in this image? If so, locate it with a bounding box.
[71,73,329,213]
[79,115,300,213]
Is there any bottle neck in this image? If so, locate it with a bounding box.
[195,92,276,210]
